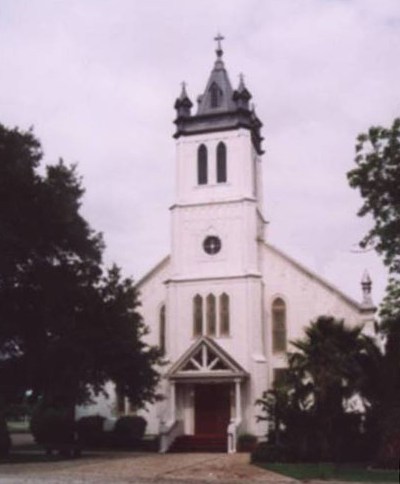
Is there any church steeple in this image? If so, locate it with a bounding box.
[173,36,264,154]
[196,34,236,115]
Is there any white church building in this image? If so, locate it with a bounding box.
[80,39,375,453]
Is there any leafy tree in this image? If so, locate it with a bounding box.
[347,118,400,273]
[348,118,400,467]
[358,283,400,468]
[0,124,162,425]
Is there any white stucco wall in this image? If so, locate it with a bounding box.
[261,242,373,381]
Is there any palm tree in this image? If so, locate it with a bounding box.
[288,316,367,461]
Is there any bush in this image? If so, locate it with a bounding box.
[30,405,76,445]
[238,433,257,452]
[0,418,11,457]
[112,416,146,448]
[251,442,289,463]
[375,431,400,469]
[76,415,105,447]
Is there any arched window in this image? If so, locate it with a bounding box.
[206,294,216,336]
[210,82,222,108]
[193,295,203,337]
[216,142,227,183]
[159,305,166,355]
[197,144,208,185]
[272,298,287,353]
[219,293,230,336]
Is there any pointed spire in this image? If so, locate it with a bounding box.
[174,81,193,118]
[196,35,235,115]
[361,270,374,308]
[173,38,264,154]
[233,72,252,109]
[179,81,189,101]
[238,73,245,91]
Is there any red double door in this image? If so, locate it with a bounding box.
[194,384,231,436]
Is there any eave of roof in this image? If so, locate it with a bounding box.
[263,241,376,314]
[135,255,170,289]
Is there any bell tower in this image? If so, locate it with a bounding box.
[170,36,267,281]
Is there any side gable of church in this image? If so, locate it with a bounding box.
[261,241,375,346]
[136,255,171,348]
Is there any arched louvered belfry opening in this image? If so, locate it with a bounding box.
[197,144,208,185]
[216,142,227,183]
[272,297,287,353]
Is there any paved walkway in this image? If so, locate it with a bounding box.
[0,451,296,483]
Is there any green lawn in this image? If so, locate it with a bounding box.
[257,463,399,482]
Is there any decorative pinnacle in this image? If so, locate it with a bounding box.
[214,33,224,58]
[361,270,372,292]
[238,73,245,90]
[361,270,373,307]
[180,81,188,99]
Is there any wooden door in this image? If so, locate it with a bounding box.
[194,384,231,435]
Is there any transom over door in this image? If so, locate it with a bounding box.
[194,384,231,435]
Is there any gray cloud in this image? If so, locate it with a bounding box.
[1,0,398,306]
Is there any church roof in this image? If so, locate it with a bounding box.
[135,255,170,289]
[196,55,236,115]
[263,241,376,313]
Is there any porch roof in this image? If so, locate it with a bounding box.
[166,336,248,382]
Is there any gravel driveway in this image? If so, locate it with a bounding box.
[0,451,296,483]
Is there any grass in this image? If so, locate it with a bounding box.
[256,462,399,482]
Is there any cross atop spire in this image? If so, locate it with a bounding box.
[214,33,224,58]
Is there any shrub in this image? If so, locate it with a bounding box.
[238,433,257,452]
[0,418,11,457]
[112,416,146,448]
[375,431,400,469]
[30,405,76,445]
[76,415,105,447]
[251,442,289,463]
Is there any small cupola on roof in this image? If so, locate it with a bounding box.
[174,35,264,154]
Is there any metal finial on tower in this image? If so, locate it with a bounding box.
[214,33,225,58]
[180,81,188,99]
[238,73,245,90]
[361,270,373,307]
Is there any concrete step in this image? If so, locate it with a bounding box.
[169,434,227,453]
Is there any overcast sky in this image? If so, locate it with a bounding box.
[1,0,399,307]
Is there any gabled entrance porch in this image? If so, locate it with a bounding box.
[160,337,248,453]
